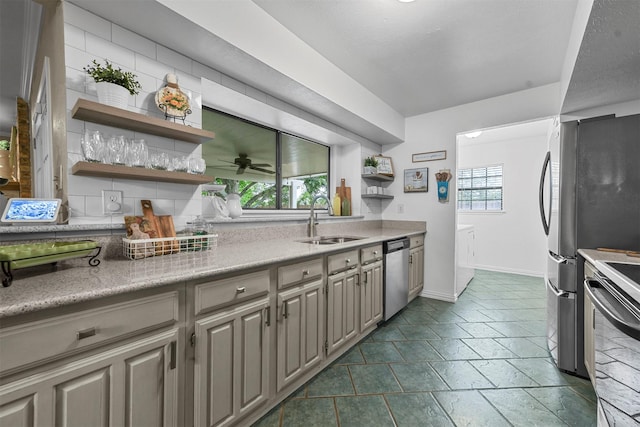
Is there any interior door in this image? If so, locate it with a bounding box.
[32,57,54,199]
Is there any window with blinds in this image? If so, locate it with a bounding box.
[457,165,503,211]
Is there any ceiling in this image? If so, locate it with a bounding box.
[2,0,638,141]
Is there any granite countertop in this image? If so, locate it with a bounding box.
[0,227,423,319]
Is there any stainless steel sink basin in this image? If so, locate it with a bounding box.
[298,236,365,245]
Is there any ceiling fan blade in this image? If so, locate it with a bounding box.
[236,166,246,174]
[251,163,272,167]
[217,159,237,165]
[249,165,276,174]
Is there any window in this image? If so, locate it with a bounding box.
[202,108,330,210]
[457,165,503,211]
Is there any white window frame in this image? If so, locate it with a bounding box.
[457,164,504,212]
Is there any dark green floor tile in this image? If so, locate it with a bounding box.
[307,365,355,397]
[397,324,440,340]
[335,395,395,427]
[402,310,436,324]
[470,359,538,387]
[427,323,473,339]
[527,336,549,348]
[333,346,365,365]
[370,325,406,341]
[349,364,402,394]
[458,322,505,337]
[428,339,481,360]
[485,321,539,337]
[453,310,495,322]
[514,320,548,335]
[281,397,337,427]
[481,388,565,426]
[427,311,466,324]
[570,382,598,403]
[360,341,405,363]
[526,386,597,426]
[430,361,493,389]
[394,340,443,361]
[251,405,281,427]
[507,358,571,386]
[433,390,510,426]
[390,362,450,392]
[494,337,549,357]
[461,338,517,359]
[385,392,454,427]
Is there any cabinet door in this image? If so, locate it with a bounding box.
[326,268,359,356]
[361,261,383,331]
[0,329,180,427]
[409,247,424,300]
[277,279,324,391]
[194,298,270,427]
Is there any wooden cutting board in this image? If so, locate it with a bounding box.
[141,200,179,254]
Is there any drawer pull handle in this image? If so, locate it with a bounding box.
[236,287,246,293]
[77,327,97,341]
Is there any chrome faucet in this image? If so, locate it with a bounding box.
[308,195,333,237]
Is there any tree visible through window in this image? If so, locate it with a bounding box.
[457,165,503,211]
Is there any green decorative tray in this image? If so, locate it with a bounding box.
[0,240,101,287]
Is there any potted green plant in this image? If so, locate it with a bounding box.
[363,156,379,175]
[84,59,142,109]
[0,139,11,183]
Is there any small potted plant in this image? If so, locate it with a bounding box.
[363,156,378,175]
[84,59,142,109]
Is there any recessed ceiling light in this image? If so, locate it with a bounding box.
[398,0,416,3]
[464,131,482,139]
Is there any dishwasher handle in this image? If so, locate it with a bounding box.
[384,238,409,253]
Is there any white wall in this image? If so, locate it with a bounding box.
[382,83,561,301]
[457,120,550,277]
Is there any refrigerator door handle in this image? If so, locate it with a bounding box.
[539,151,552,236]
[548,250,574,265]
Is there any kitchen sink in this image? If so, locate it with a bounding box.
[298,236,365,245]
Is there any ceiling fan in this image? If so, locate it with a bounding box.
[216,153,275,175]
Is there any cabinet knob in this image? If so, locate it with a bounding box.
[345,259,351,264]
[236,287,246,293]
[302,269,310,276]
[373,250,378,255]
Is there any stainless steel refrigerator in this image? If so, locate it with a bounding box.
[539,113,640,378]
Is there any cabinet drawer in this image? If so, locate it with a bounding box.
[360,245,382,265]
[328,249,359,275]
[195,270,269,315]
[0,292,179,374]
[278,258,323,289]
[410,235,424,248]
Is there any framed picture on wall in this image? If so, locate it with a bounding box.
[404,168,428,193]
[373,156,394,176]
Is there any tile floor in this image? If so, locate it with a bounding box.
[253,270,597,426]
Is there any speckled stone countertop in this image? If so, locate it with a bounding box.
[0,221,425,319]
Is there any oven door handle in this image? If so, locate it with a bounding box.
[584,279,640,340]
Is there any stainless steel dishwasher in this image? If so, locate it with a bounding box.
[383,237,410,320]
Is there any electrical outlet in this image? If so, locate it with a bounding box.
[397,203,405,214]
[102,190,123,214]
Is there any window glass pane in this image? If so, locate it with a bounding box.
[457,165,503,211]
[201,108,330,210]
[281,133,329,209]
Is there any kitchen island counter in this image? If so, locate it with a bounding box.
[0,223,425,319]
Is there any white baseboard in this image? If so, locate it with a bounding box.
[419,288,457,302]
[474,264,543,278]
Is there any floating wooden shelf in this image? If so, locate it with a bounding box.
[71,99,215,144]
[361,194,394,200]
[361,173,394,182]
[71,162,214,185]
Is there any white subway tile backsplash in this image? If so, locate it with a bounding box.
[149,199,175,216]
[67,195,86,217]
[113,179,157,199]
[134,72,157,98]
[67,174,113,197]
[66,112,85,135]
[64,2,111,40]
[157,45,192,75]
[86,196,104,216]
[220,74,246,94]
[85,33,135,69]
[157,182,199,200]
[65,67,86,94]
[135,54,172,80]
[64,23,85,51]
[175,73,201,94]
[64,45,94,75]
[246,85,268,104]
[194,63,222,84]
[112,25,156,59]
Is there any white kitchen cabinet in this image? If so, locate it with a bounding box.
[0,328,180,427]
[326,250,360,356]
[276,279,324,391]
[193,297,270,427]
[456,225,475,296]
[409,235,425,301]
[360,259,383,331]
